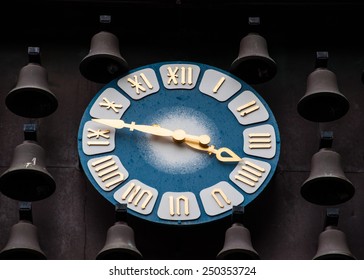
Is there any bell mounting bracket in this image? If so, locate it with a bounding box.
[319,130,333,149]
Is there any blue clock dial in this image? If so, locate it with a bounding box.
[77,61,280,226]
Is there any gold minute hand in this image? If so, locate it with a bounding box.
[183,141,242,163]
[92,118,174,136]
[91,119,211,146]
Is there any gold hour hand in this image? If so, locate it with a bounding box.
[183,141,242,163]
[172,129,210,147]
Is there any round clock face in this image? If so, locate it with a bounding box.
[77,61,280,226]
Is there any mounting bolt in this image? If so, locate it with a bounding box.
[115,203,128,223]
[231,205,245,224]
[24,123,37,141]
[19,201,33,223]
[325,207,340,228]
[28,46,41,64]
[319,130,333,149]
[315,51,329,69]
[248,16,261,33]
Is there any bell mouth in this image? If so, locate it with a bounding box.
[230,55,277,84]
[79,54,128,84]
[96,249,143,260]
[6,87,58,118]
[0,248,47,260]
[297,91,349,122]
[313,253,356,260]
[0,169,56,201]
[300,176,355,205]
[217,249,260,260]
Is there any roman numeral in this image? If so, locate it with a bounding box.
[212,77,226,93]
[87,128,110,146]
[157,192,200,221]
[211,188,231,208]
[237,100,260,117]
[167,66,193,85]
[234,160,266,187]
[127,72,153,95]
[248,133,272,149]
[121,182,153,210]
[90,156,125,189]
[99,97,123,113]
[169,195,190,216]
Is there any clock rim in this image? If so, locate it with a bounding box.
[77,60,281,226]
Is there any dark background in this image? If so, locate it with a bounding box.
[1,0,364,260]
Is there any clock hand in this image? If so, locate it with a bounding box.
[92,119,211,146]
[171,129,210,147]
[92,118,173,136]
[92,119,239,162]
[183,141,243,163]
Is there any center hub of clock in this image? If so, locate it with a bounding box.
[136,106,220,175]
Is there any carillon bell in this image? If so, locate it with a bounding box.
[79,31,129,84]
[313,225,356,260]
[313,208,355,260]
[0,140,56,201]
[300,148,355,205]
[230,33,277,84]
[79,15,128,84]
[96,221,143,260]
[0,202,46,260]
[0,220,46,260]
[297,52,349,122]
[230,17,276,84]
[216,223,260,260]
[5,47,58,118]
[96,204,142,260]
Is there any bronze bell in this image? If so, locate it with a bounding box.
[313,225,355,260]
[300,148,354,205]
[96,221,142,260]
[216,223,260,260]
[297,66,349,122]
[0,140,56,201]
[79,31,129,84]
[6,62,58,118]
[0,220,46,260]
[230,33,277,84]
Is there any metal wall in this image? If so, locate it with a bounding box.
[1,0,364,260]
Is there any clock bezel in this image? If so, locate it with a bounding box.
[77,61,281,226]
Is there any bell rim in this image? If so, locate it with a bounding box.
[231,54,277,69]
[79,53,129,84]
[96,247,143,260]
[297,91,350,122]
[0,169,56,201]
[6,86,58,118]
[80,52,128,67]
[300,176,355,205]
[0,247,47,260]
[230,55,277,84]
[216,248,260,260]
[313,252,356,260]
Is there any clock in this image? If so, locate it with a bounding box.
[77,61,280,226]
